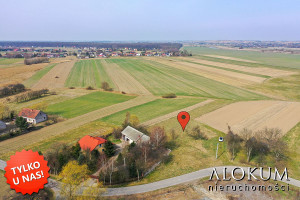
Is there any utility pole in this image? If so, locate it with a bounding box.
[216,143,219,159]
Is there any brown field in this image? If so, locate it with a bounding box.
[141,99,214,126]
[0,95,157,159]
[196,100,300,135]
[204,54,259,63]
[101,60,152,95]
[32,60,76,90]
[148,57,253,87]
[179,57,296,78]
[0,63,49,86]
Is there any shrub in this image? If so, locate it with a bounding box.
[86,86,94,90]
[69,86,75,89]
[162,93,177,98]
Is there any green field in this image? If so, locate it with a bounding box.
[184,46,300,69]
[65,59,115,89]
[46,91,135,118]
[23,63,57,87]
[107,58,266,100]
[0,58,23,66]
[100,97,205,125]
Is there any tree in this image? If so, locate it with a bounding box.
[104,141,115,157]
[31,101,48,111]
[150,126,166,148]
[15,116,28,131]
[71,143,81,159]
[101,82,112,91]
[59,161,89,200]
[129,114,140,127]
[188,125,207,140]
[226,126,242,160]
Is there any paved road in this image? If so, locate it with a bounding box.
[1,162,299,197]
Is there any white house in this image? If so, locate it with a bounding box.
[121,126,150,144]
[18,108,48,124]
[0,121,6,130]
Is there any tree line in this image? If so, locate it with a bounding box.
[24,57,49,65]
[0,83,25,97]
[226,126,287,165]
[14,89,49,103]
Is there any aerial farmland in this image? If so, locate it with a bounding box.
[0,42,300,199]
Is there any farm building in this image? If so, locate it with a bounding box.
[78,135,107,151]
[0,121,6,130]
[18,108,48,124]
[121,126,150,144]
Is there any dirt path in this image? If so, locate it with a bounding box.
[101,60,152,95]
[180,57,295,78]
[32,60,76,90]
[141,99,214,126]
[196,100,300,135]
[204,55,259,63]
[0,96,157,158]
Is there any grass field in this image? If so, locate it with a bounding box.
[23,63,57,87]
[107,58,266,100]
[248,73,300,101]
[100,97,205,125]
[65,59,116,89]
[46,91,135,118]
[0,58,23,66]
[184,46,300,69]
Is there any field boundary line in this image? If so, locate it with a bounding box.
[141,99,214,126]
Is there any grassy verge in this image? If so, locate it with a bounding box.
[23,63,57,87]
[100,97,205,125]
[46,91,135,118]
[247,73,300,101]
[0,58,23,66]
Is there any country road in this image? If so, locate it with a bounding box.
[1,162,299,198]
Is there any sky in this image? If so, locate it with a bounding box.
[0,0,299,41]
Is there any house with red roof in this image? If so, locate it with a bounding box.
[78,135,107,151]
[18,108,48,124]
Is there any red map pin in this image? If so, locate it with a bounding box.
[177,111,190,131]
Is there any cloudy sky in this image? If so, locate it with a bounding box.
[0,0,299,41]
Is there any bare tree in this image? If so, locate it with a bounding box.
[150,126,166,148]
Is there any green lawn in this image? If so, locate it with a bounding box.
[184,46,300,69]
[46,91,135,118]
[0,58,23,66]
[100,97,205,125]
[107,58,267,100]
[23,64,57,87]
[65,59,115,89]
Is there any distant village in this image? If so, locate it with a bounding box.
[0,47,191,59]
[0,42,190,59]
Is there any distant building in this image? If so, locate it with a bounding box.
[78,135,107,151]
[18,108,48,124]
[0,121,6,130]
[121,126,150,144]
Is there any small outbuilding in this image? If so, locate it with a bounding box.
[0,121,6,130]
[18,108,48,124]
[78,135,107,151]
[121,126,150,144]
